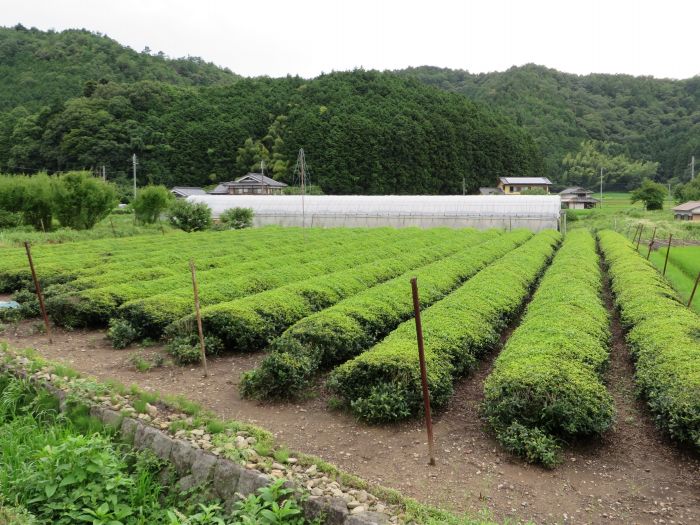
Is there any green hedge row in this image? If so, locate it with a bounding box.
[328,230,561,423]
[482,230,613,467]
[45,228,452,328]
[168,233,492,353]
[240,229,530,399]
[117,228,482,339]
[599,230,700,449]
[0,226,318,292]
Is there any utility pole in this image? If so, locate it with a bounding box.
[132,154,137,199]
[692,155,695,181]
[600,167,604,209]
[102,165,106,181]
[462,177,465,196]
[668,182,672,209]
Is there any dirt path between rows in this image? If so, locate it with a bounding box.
[2,298,698,524]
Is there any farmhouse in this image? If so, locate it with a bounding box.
[170,186,206,198]
[497,177,552,194]
[672,201,700,221]
[559,187,599,209]
[210,173,288,195]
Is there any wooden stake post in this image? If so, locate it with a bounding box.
[189,259,208,377]
[636,225,644,251]
[646,227,657,260]
[410,277,436,466]
[688,271,700,308]
[24,242,52,344]
[662,234,673,276]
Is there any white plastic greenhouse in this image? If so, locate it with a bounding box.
[187,195,563,232]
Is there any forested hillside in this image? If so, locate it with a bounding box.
[0,66,542,193]
[2,25,698,194]
[0,25,237,112]
[398,65,700,185]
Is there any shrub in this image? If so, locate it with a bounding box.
[219,207,254,229]
[496,422,561,469]
[131,185,173,224]
[599,230,700,449]
[328,230,561,423]
[166,335,224,365]
[630,179,667,210]
[53,171,117,230]
[0,173,54,230]
[167,200,212,232]
[483,230,614,465]
[0,209,22,228]
[107,318,138,349]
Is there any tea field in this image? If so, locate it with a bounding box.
[1,226,699,523]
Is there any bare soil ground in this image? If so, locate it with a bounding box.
[1,296,698,524]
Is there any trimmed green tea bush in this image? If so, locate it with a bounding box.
[599,230,700,449]
[172,236,477,353]
[241,230,529,399]
[483,230,614,467]
[328,230,561,423]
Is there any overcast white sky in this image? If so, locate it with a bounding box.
[1,0,698,79]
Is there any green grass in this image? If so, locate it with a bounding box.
[649,250,700,313]
[568,192,700,241]
[0,212,174,247]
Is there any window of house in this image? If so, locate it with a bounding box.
[509,186,514,192]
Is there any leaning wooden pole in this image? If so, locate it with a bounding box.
[189,259,208,377]
[24,242,52,344]
[636,225,644,251]
[646,227,657,260]
[688,271,700,308]
[410,277,435,467]
[662,234,673,276]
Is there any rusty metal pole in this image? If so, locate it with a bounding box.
[189,259,208,377]
[646,227,657,260]
[636,225,644,251]
[631,224,641,245]
[24,242,52,344]
[688,271,700,308]
[109,218,117,237]
[410,277,435,467]
[662,234,673,276]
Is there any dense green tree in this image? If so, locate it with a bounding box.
[53,171,117,229]
[398,65,700,183]
[561,140,659,191]
[631,179,668,210]
[131,185,173,224]
[675,178,700,202]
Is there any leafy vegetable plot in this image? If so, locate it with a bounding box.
[483,230,613,467]
[599,230,700,449]
[328,230,561,423]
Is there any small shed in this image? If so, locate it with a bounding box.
[559,187,599,209]
[171,187,206,199]
[497,177,552,195]
[210,174,288,195]
[673,201,700,221]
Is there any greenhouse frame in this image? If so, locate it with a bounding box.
[187,195,563,232]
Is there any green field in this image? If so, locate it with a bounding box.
[0,212,175,248]
[649,246,700,313]
[2,225,698,471]
[567,192,700,242]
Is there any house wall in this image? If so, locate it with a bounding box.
[497,183,550,195]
